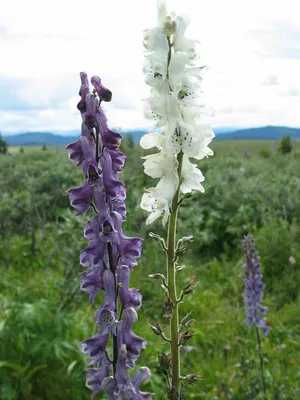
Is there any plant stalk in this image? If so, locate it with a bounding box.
[167,151,183,399]
[107,241,118,376]
[255,326,267,399]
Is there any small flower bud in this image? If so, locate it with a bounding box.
[158,351,172,375]
[149,273,165,280]
[183,280,199,295]
[179,330,196,346]
[163,296,174,319]
[164,16,176,36]
[182,373,203,384]
[149,323,161,336]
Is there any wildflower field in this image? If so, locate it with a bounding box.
[0,139,299,399]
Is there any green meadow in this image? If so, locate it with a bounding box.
[1,139,299,399]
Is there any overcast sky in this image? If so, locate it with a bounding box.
[0,0,299,133]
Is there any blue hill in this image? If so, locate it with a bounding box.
[2,126,300,146]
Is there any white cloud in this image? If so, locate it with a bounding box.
[0,0,299,132]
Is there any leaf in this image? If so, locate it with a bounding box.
[67,360,77,376]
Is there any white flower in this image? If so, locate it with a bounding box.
[140,133,178,178]
[140,173,178,226]
[180,155,205,194]
[143,50,168,91]
[143,27,168,52]
[166,123,214,159]
[173,15,200,65]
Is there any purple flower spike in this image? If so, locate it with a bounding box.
[242,234,271,336]
[119,308,146,368]
[91,75,112,102]
[86,366,110,399]
[68,72,149,398]
[118,265,142,310]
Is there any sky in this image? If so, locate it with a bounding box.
[0,0,299,134]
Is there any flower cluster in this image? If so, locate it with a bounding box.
[140,0,215,225]
[242,234,270,337]
[67,72,151,399]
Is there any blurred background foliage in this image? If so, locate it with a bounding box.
[0,137,299,399]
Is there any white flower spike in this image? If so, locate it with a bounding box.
[140,0,214,225]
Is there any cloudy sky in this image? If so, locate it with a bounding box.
[0,0,299,134]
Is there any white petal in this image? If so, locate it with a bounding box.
[168,51,188,91]
[140,132,165,150]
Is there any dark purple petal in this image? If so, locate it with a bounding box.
[96,108,122,150]
[85,93,98,129]
[91,75,112,102]
[118,265,142,310]
[86,366,110,399]
[66,136,100,178]
[82,334,110,367]
[80,268,104,304]
[118,308,146,368]
[131,367,152,400]
[77,72,90,113]
[102,148,126,202]
[115,345,135,398]
[107,148,127,173]
[95,270,118,335]
[68,182,92,216]
[101,376,116,399]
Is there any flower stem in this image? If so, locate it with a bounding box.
[255,326,267,399]
[167,151,183,399]
[107,241,118,376]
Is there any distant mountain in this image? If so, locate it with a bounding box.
[216,126,300,140]
[3,126,300,146]
[3,132,79,146]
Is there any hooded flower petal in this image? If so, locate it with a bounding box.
[68,181,93,216]
[80,267,104,304]
[85,93,98,129]
[86,366,110,399]
[180,155,205,194]
[118,265,142,310]
[82,333,110,367]
[91,75,112,102]
[118,308,146,368]
[95,270,118,335]
[131,367,152,400]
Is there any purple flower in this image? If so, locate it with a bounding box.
[77,72,90,113]
[82,333,110,367]
[114,345,151,399]
[68,182,93,216]
[80,268,104,304]
[95,270,118,335]
[96,107,122,150]
[67,72,150,398]
[85,93,98,129]
[118,308,146,368]
[242,234,271,336]
[91,75,112,102]
[86,366,110,399]
[118,265,142,310]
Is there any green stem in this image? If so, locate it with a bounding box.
[167,151,183,399]
[255,326,267,399]
[107,242,118,376]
